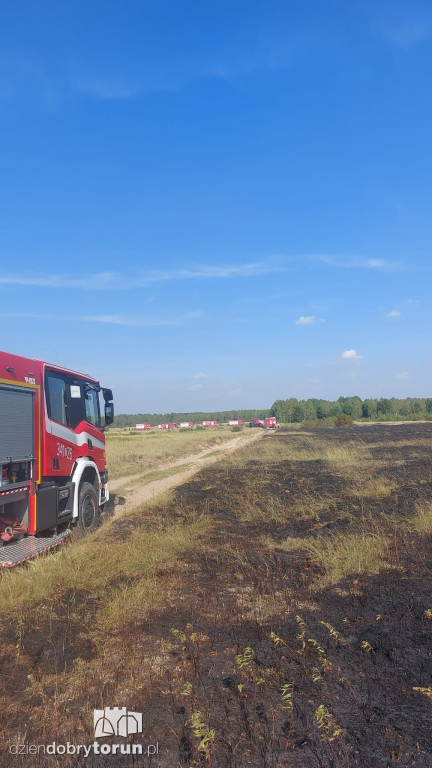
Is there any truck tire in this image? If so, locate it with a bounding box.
[78,482,100,532]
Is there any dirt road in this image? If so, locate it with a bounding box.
[108,429,265,516]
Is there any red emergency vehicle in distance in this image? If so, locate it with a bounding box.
[265,417,278,429]
[0,350,114,567]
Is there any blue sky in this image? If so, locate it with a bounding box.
[1,0,431,413]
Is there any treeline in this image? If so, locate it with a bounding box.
[113,397,432,428]
[270,396,432,423]
[113,408,271,428]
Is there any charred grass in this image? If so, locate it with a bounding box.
[1,423,432,767]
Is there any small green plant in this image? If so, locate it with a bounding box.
[188,711,215,758]
[315,704,345,742]
[235,646,254,670]
[319,620,344,644]
[270,630,287,647]
[281,683,294,710]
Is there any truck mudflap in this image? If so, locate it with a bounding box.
[0,529,71,568]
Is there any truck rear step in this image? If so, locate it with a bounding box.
[0,529,71,568]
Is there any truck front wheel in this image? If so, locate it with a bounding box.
[78,482,100,532]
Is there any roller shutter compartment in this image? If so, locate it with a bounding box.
[0,386,34,463]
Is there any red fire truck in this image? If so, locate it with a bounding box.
[0,350,113,567]
[265,417,278,429]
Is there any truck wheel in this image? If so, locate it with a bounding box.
[78,482,100,532]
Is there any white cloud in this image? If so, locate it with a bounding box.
[228,387,242,396]
[313,256,404,272]
[0,259,285,291]
[396,371,411,380]
[187,382,204,391]
[387,310,402,318]
[82,310,202,327]
[295,315,325,325]
[342,349,362,361]
[193,373,208,379]
[140,260,286,283]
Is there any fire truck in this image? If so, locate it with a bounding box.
[0,350,113,567]
[265,417,278,429]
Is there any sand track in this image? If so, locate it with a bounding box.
[108,429,265,516]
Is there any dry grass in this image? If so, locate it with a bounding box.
[273,532,391,586]
[106,426,238,479]
[409,500,432,534]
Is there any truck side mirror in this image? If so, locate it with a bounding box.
[105,402,114,426]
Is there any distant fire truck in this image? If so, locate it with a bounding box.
[202,420,219,427]
[179,422,195,429]
[0,350,113,567]
[249,418,278,429]
[158,423,178,430]
[135,424,152,431]
[228,419,244,426]
[265,417,278,429]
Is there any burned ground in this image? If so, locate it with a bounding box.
[1,423,432,767]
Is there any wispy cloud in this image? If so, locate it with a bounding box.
[71,75,141,101]
[0,255,405,292]
[295,315,325,325]
[0,271,118,290]
[82,311,202,327]
[382,23,430,48]
[387,309,402,318]
[396,371,411,380]
[0,260,285,290]
[193,372,208,379]
[313,256,404,272]
[187,382,205,391]
[142,260,286,282]
[342,349,362,361]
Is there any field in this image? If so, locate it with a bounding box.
[1,423,432,767]
[106,426,245,480]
